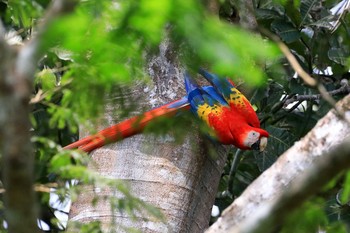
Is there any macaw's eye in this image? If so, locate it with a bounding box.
[249,131,259,138]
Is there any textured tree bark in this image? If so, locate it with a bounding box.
[69,40,228,232]
[235,0,258,30]
[206,94,350,233]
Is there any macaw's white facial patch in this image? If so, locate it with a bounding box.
[244,131,260,148]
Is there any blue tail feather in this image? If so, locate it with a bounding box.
[167,96,188,109]
[184,72,199,93]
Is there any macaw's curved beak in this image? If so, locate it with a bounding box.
[251,137,268,152]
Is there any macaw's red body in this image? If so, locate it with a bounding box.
[185,69,268,151]
[64,69,269,153]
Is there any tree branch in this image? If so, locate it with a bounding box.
[283,81,350,107]
[276,39,317,87]
[206,94,350,233]
[234,0,258,30]
[232,136,350,233]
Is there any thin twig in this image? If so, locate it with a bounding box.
[34,183,59,193]
[283,82,350,107]
[29,78,72,104]
[0,183,58,194]
[275,40,317,86]
[270,100,304,125]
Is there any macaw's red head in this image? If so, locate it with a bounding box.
[240,126,269,151]
[209,109,269,151]
[230,123,269,151]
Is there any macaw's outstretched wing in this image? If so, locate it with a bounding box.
[185,73,234,142]
[64,97,190,153]
[198,68,261,128]
[184,72,228,124]
[198,68,234,101]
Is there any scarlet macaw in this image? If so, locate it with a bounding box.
[64,69,268,152]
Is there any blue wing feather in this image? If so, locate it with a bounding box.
[184,72,206,114]
[202,86,228,106]
[198,68,234,101]
[184,72,228,115]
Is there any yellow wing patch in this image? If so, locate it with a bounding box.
[197,103,223,125]
[229,87,249,109]
[228,87,261,127]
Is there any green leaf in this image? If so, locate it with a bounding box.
[36,67,57,91]
[254,150,278,172]
[328,48,349,65]
[300,0,319,26]
[340,171,350,205]
[309,15,335,29]
[254,126,297,171]
[271,20,301,43]
[282,199,328,233]
[6,0,44,28]
[255,9,283,20]
[129,0,171,45]
[50,153,72,172]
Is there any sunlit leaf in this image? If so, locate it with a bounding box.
[36,67,57,91]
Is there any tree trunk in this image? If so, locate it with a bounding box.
[206,94,350,233]
[0,1,78,231]
[69,40,228,232]
[0,33,39,233]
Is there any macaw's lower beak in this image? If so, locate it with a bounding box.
[251,137,268,152]
[259,137,268,151]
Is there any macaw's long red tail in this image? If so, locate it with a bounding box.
[64,97,190,153]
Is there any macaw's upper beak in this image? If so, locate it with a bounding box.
[251,137,268,152]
